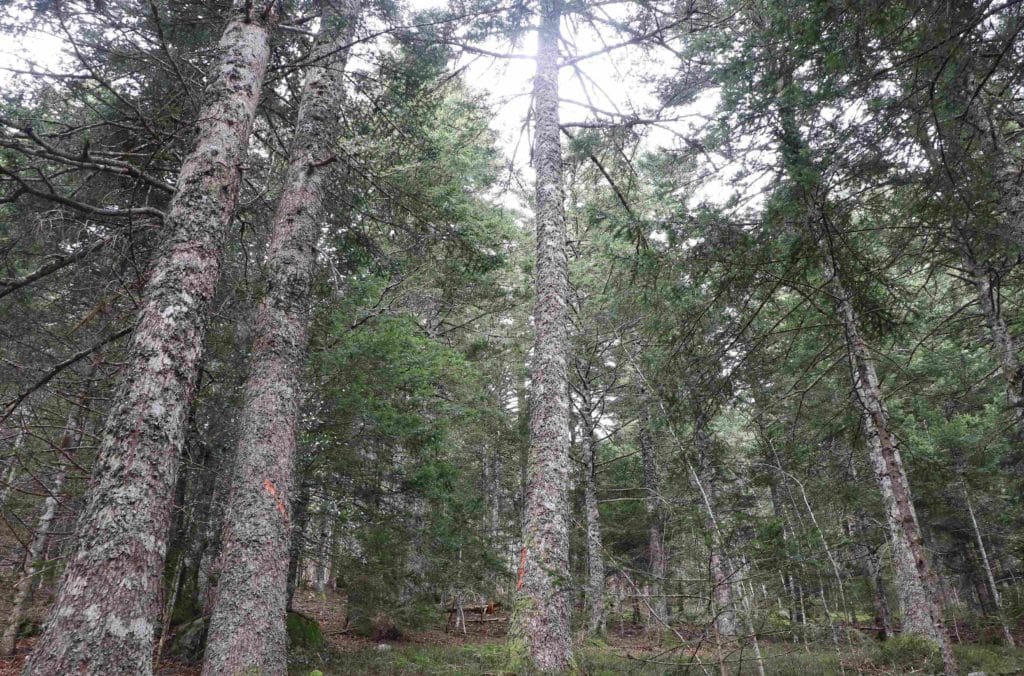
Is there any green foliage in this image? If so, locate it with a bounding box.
[875,635,940,672]
[287,612,326,652]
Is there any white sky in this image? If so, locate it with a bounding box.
[0,2,733,212]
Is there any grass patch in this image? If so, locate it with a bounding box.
[288,636,1024,674]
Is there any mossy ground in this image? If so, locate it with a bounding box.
[283,590,1024,674]
[288,635,1024,675]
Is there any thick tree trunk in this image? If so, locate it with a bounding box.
[511,0,573,669]
[581,420,605,636]
[639,408,669,628]
[22,6,277,674]
[202,4,359,674]
[2,399,87,655]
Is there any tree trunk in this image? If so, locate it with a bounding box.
[511,0,573,669]
[963,480,1015,646]
[826,251,956,671]
[693,412,736,640]
[581,420,605,636]
[23,6,278,673]
[2,398,87,655]
[639,407,669,628]
[831,256,944,634]
[314,502,336,594]
[777,92,957,674]
[0,424,26,510]
[286,479,312,610]
[768,478,802,633]
[202,4,359,673]
[965,253,1024,446]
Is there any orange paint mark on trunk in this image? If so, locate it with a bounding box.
[262,478,287,516]
[516,547,528,591]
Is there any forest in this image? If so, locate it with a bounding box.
[2,0,1024,674]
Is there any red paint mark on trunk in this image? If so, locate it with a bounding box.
[516,547,528,591]
[262,478,287,516]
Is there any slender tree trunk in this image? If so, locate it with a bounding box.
[2,399,87,655]
[639,407,668,628]
[826,254,956,671]
[203,6,359,673]
[963,481,1015,646]
[511,0,573,669]
[693,412,735,639]
[768,479,802,633]
[24,6,277,674]
[197,444,233,617]
[849,513,893,640]
[965,253,1024,444]
[581,419,605,636]
[314,503,335,594]
[776,95,957,674]
[286,479,312,610]
[840,445,894,640]
[0,424,26,510]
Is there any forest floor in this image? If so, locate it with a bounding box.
[1,587,1023,674]
[283,589,1024,675]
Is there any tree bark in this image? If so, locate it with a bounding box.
[639,406,669,628]
[22,6,278,673]
[510,0,573,669]
[202,4,359,673]
[581,418,605,636]
[0,425,26,511]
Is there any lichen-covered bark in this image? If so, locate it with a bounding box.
[23,6,277,674]
[201,4,360,674]
[639,405,668,628]
[510,0,573,669]
[581,419,605,636]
